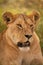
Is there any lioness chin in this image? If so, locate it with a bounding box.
[0,10,43,65]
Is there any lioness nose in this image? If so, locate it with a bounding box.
[25,35,32,39]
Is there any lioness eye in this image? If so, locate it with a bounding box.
[17,24,22,28]
[30,24,33,27]
[30,24,34,32]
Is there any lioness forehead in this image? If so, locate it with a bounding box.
[3,11,40,25]
[14,14,32,25]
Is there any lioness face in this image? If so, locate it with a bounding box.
[3,11,40,51]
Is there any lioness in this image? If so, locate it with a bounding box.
[0,10,43,65]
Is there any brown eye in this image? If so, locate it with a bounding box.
[17,24,22,27]
[17,24,23,29]
[30,24,34,32]
[30,24,33,27]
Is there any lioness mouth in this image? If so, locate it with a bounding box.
[17,41,30,47]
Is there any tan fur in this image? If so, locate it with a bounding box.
[0,11,43,65]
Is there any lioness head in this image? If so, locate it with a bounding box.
[2,10,40,51]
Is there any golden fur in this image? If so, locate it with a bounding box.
[0,10,43,65]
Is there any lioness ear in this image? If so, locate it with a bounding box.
[28,10,40,24]
[2,12,14,24]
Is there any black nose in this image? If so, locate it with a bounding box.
[25,35,32,39]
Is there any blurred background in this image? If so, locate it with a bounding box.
[0,0,43,55]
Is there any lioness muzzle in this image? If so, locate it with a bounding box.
[17,41,30,47]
